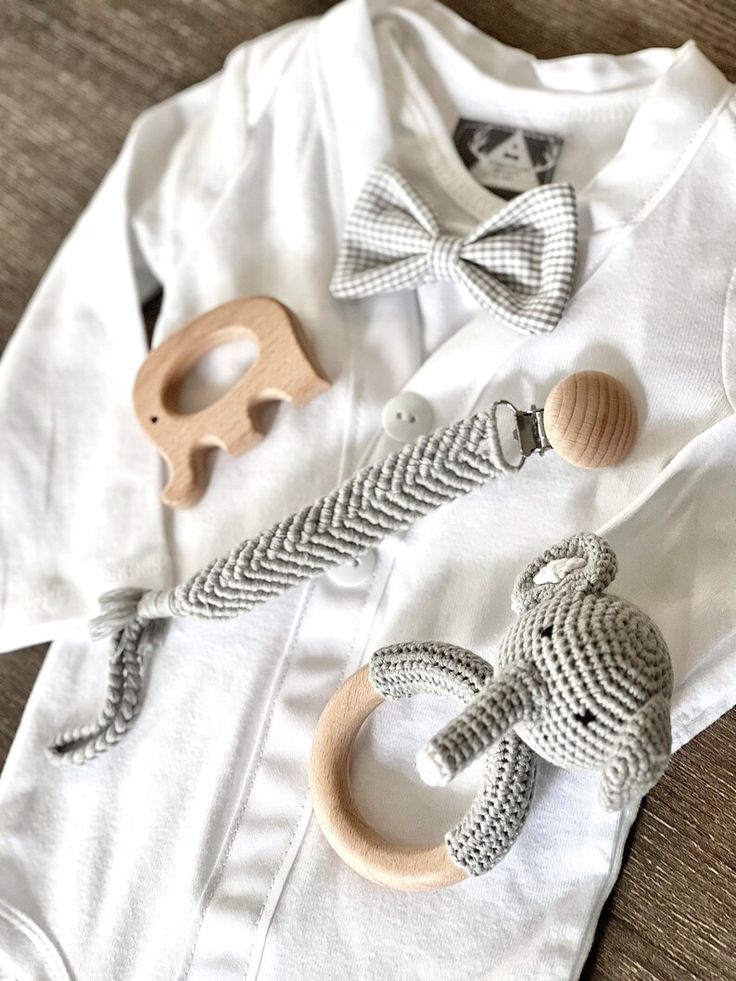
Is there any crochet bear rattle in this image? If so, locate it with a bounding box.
[309,532,672,891]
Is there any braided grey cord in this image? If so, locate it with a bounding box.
[168,404,516,620]
[370,642,536,876]
[49,403,520,765]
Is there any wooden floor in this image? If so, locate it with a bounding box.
[1,2,735,978]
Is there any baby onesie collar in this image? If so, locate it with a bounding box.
[318,0,734,234]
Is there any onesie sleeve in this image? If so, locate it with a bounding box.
[599,413,736,748]
[0,93,201,651]
[722,263,736,412]
[0,20,311,653]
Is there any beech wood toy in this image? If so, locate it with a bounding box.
[133,296,330,508]
[541,370,636,468]
[499,369,636,467]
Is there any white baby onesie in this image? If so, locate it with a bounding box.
[0,0,735,978]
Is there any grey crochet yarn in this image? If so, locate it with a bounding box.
[416,533,673,811]
[370,642,536,876]
[49,403,519,765]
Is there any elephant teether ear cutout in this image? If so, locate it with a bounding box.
[134,297,330,508]
[511,531,617,614]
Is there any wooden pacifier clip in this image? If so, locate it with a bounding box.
[134,297,330,508]
[51,370,638,766]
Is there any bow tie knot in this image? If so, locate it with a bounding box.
[330,164,578,334]
[428,233,464,282]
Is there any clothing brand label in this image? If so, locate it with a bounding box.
[453,120,564,199]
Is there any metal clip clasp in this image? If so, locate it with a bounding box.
[497,401,552,459]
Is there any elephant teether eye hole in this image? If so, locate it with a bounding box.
[540,624,554,639]
[575,709,596,726]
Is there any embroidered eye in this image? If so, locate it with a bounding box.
[575,709,596,726]
[540,624,554,639]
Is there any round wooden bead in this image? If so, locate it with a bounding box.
[543,371,637,469]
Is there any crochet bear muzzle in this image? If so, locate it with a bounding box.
[416,533,674,811]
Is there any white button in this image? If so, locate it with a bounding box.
[381,392,434,443]
[327,549,377,588]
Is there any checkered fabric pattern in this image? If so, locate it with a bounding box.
[330,164,578,334]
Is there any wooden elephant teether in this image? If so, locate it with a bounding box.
[134,297,330,508]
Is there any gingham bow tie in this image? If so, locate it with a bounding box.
[330,164,578,334]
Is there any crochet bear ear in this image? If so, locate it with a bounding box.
[511,532,617,614]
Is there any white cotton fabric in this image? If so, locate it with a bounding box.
[0,0,735,977]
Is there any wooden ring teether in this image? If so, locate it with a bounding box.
[309,665,467,891]
[309,645,536,891]
[134,296,330,508]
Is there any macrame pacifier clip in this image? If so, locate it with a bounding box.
[310,533,673,891]
[49,370,636,765]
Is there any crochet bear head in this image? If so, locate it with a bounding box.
[417,533,673,810]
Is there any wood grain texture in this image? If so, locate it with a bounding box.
[0,1,734,977]
[310,665,468,891]
[544,371,637,469]
[135,296,330,507]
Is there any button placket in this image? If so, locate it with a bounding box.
[327,549,378,587]
[188,312,521,979]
